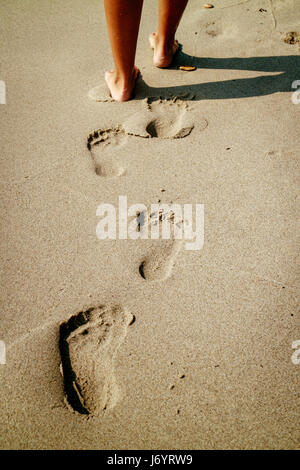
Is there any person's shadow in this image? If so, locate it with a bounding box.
[135,46,300,101]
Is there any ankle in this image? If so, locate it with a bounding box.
[113,69,135,89]
[155,32,175,51]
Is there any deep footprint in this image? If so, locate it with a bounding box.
[138,209,184,281]
[145,100,193,139]
[59,305,133,416]
[123,99,206,140]
[87,128,127,177]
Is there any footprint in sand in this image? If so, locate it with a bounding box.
[123,99,207,140]
[87,100,205,177]
[87,127,128,177]
[283,32,300,51]
[59,305,133,416]
[205,20,220,38]
[137,208,185,281]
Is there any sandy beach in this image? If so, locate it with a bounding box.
[0,0,299,449]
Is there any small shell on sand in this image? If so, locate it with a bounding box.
[179,66,196,71]
[204,3,214,7]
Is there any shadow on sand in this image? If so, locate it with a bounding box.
[134,47,300,101]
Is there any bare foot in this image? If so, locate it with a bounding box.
[105,66,140,102]
[149,32,179,68]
